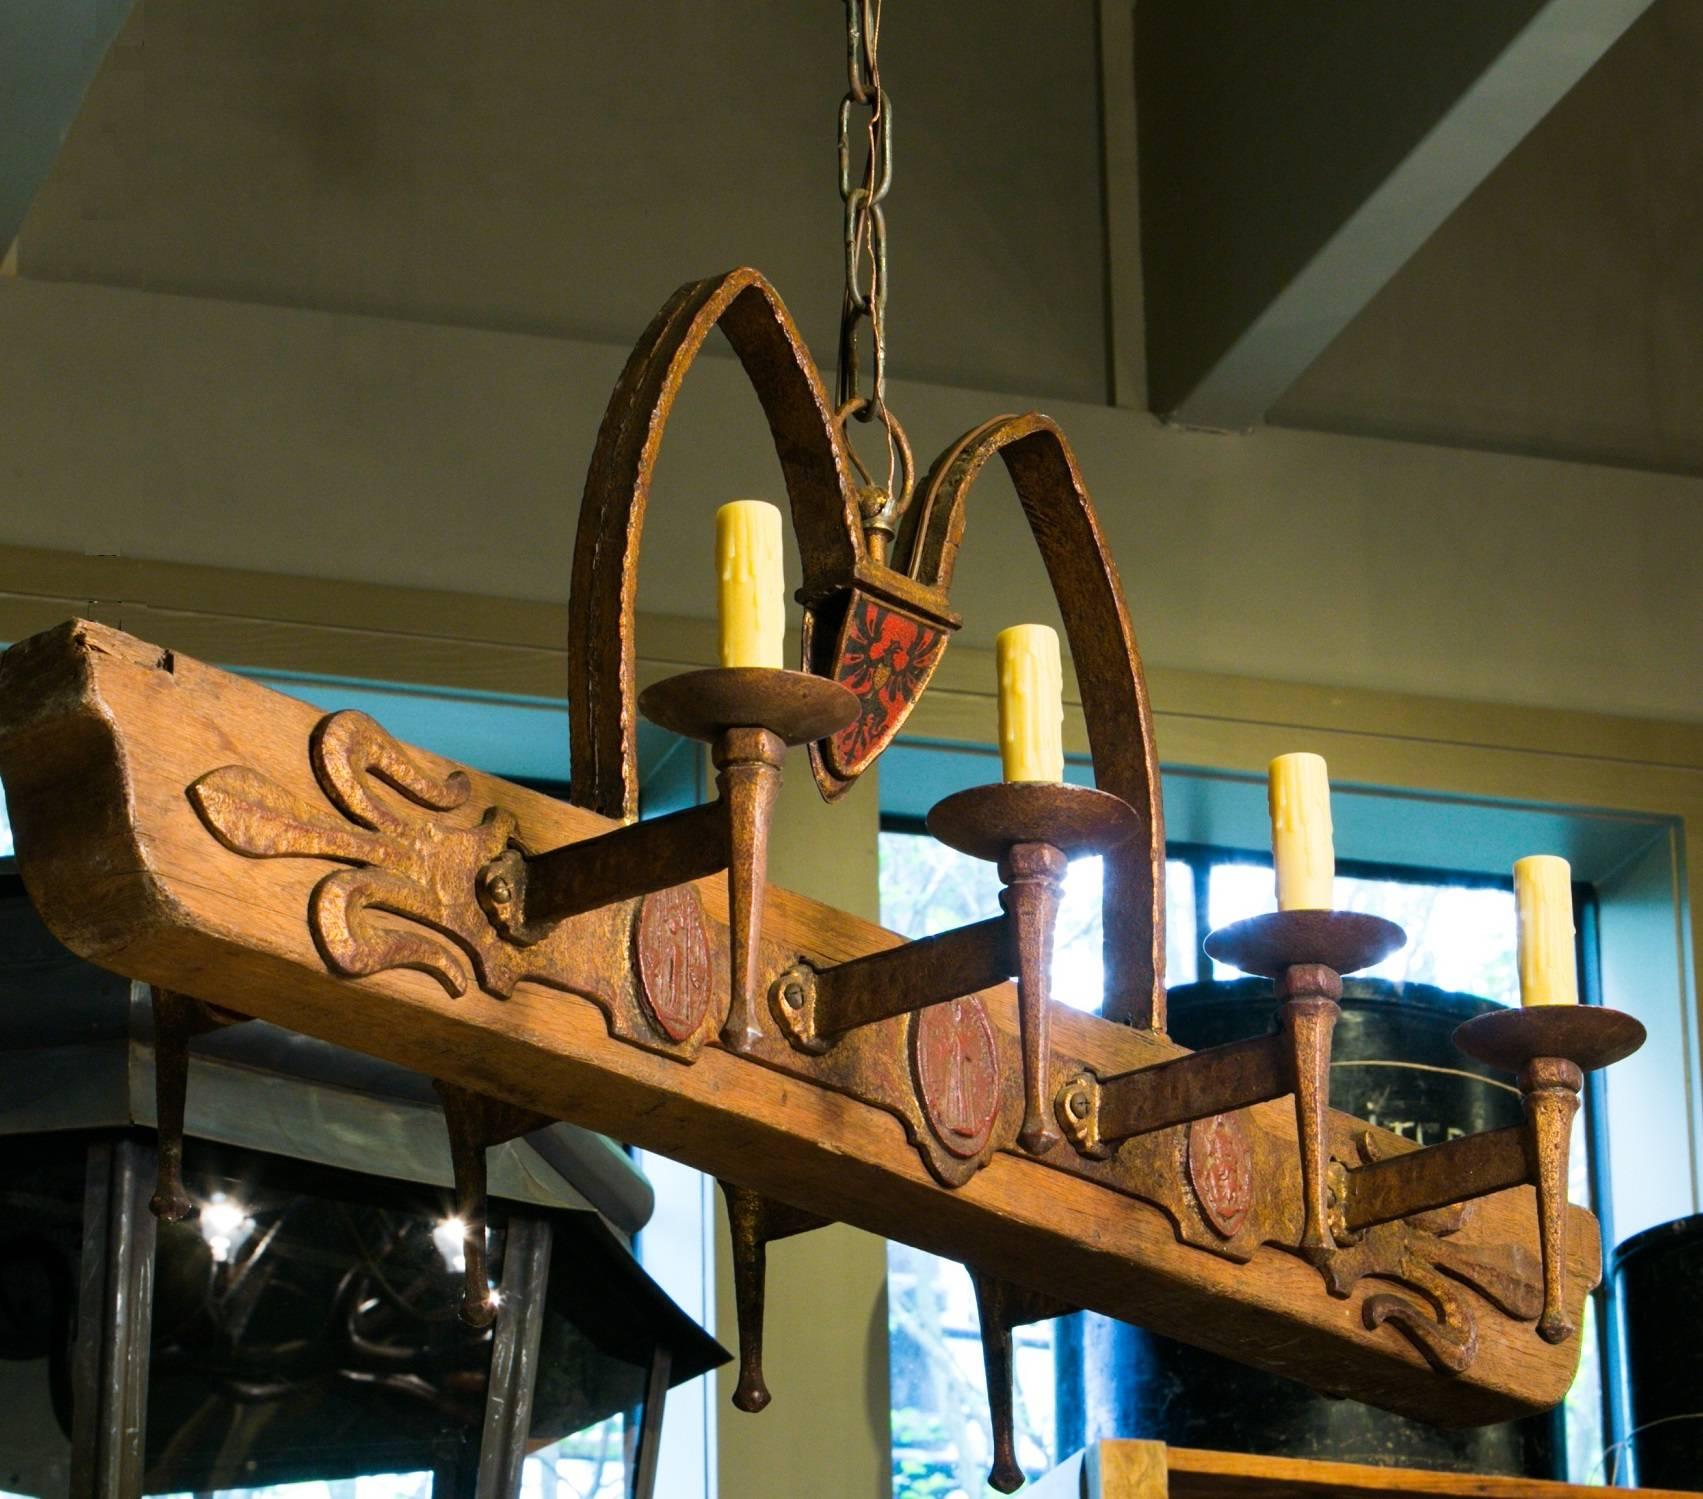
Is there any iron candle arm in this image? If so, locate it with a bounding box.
[710,724,785,1053]
[1338,1123,1532,1234]
[1059,911,1404,1261]
[1339,1004,1644,1344]
[777,782,1141,1157]
[478,666,858,1059]
[1274,962,1343,1255]
[772,847,1064,1155]
[477,797,730,941]
[772,915,1013,1047]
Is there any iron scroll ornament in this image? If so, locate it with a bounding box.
[565,267,1168,1028]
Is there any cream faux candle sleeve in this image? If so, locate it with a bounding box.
[716,500,785,669]
[1514,855,1579,1005]
[1268,752,1334,910]
[996,624,1065,783]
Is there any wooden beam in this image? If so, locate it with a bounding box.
[1142,0,1656,430]
[1160,1444,1697,1499]
[0,620,1598,1425]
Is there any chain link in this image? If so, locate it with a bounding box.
[835,0,908,533]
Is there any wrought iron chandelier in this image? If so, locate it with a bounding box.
[0,4,1648,1493]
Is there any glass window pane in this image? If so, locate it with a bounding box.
[878,832,1107,1011]
[1565,1293,1606,1483]
[520,1416,629,1497]
[1207,861,1519,1006]
[888,1242,1056,1498]
[1164,859,1196,987]
[877,835,1199,1008]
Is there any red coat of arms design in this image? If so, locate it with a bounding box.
[824,595,947,779]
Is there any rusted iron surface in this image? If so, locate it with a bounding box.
[971,1269,1076,1493]
[1001,841,1067,1155]
[1279,974,1343,1258]
[719,1182,831,1413]
[639,668,858,1056]
[434,1081,556,1328]
[923,781,1145,1154]
[1520,1056,1585,1344]
[1337,1005,1647,1351]
[775,915,1011,1048]
[780,782,1137,1158]
[0,623,1612,1417]
[1061,954,1349,1258]
[2,225,1650,1432]
[836,399,914,567]
[903,414,1169,1028]
[1205,909,1407,981]
[637,667,859,749]
[926,781,1144,864]
[1456,1005,1645,1343]
[1342,1124,1532,1234]
[563,269,1171,1034]
[567,269,862,823]
[147,987,247,1223]
[481,800,727,943]
[1090,1032,1289,1144]
[1454,1003,1647,1074]
[486,666,855,1054]
[163,640,1611,1398]
[715,726,784,1058]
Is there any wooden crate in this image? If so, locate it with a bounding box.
[1026,1442,1696,1498]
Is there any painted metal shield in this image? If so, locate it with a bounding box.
[820,590,948,781]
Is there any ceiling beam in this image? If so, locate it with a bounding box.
[0,0,134,253]
[1137,0,1657,432]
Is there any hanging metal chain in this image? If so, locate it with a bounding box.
[834,0,912,558]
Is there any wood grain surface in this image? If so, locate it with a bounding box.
[1162,1445,1694,1498]
[0,620,1603,1427]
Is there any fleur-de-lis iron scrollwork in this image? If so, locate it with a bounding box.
[189,709,639,1022]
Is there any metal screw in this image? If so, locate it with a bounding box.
[486,875,513,906]
[1069,1090,1090,1120]
[783,981,805,1011]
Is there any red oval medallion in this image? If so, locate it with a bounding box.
[634,886,712,1043]
[1187,1112,1254,1238]
[912,997,1000,1159]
